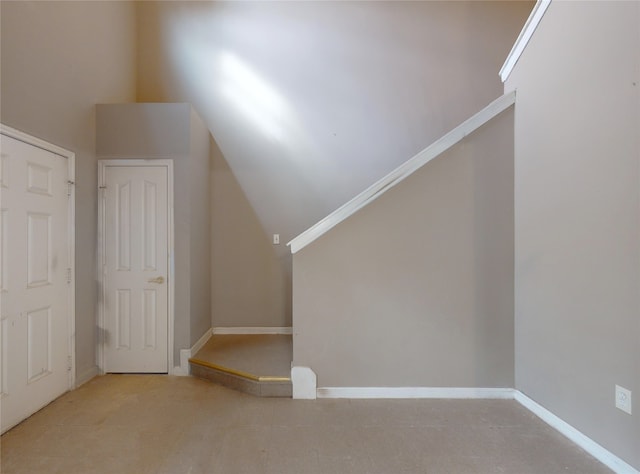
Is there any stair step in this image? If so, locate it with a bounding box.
[189,357,292,398]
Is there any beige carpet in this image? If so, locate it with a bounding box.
[192,334,292,378]
[0,374,611,474]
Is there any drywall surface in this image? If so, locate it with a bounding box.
[96,103,191,361]
[0,1,137,383]
[136,0,532,328]
[96,103,212,361]
[506,1,640,469]
[210,138,291,328]
[293,108,514,388]
[189,108,212,344]
[96,103,190,157]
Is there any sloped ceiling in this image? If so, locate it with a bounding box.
[137,1,533,256]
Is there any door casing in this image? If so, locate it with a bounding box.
[97,159,174,374]
[0,123,76,390]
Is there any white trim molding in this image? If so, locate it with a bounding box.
[173,327,213,376]
[316,387,515,399]
[514,392,639,474]
[313,385,638,472]
[97,159,175,375]
[287,91,516,254]
[191,327,213,355]
[212,326,293,335]
[499,0,552,82]
[292,366,317,399]
[0,124,76,159]
[173,351,191,376]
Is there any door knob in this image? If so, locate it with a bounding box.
[148,276,165,284]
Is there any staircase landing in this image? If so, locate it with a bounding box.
[189,334,292,398]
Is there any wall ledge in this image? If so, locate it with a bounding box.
[499,0,552,83]
[288,91,516,254]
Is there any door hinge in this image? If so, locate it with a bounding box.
[66,268,72,284]
[67,180,75,196]
[67,355,72,372]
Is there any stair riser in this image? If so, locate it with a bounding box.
[190,363,292,398]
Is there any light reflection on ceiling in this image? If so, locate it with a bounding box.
[218,52,290,144]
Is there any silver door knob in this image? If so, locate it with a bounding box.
[148,276,165,284]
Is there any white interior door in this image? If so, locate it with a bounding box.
[102,163,169,373]
[0,133,72,433]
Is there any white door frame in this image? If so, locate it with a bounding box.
[0,124,76,389]
[97,159,174,374]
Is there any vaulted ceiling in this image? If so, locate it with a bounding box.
[136,1,533,253]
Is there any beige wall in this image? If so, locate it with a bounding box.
[506,1,640,469]
[96,103,212,361]
[210,139,290,328]
[293,108,514,388]
[136,0,532,328]
[0,1,137,383]
[188,108,212,343]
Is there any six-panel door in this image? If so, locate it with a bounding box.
[0,134,70,433]
[103,165,168,373]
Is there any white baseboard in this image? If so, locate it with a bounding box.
[173,328,213,376]
[191,328,214,354]
[514,391,638,474]
[212,326,292,335]
[75,366,99,387]
[172,352,190,376]
[316,387,515,399]
[292,366,317,399]
[313,385,637,472]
